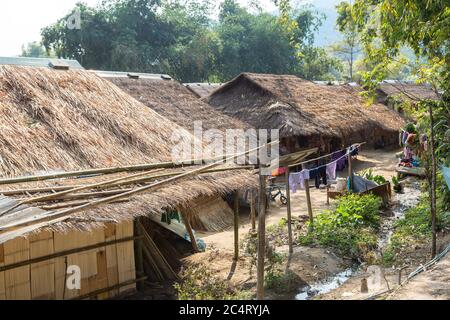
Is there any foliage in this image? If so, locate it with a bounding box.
[391,176,402,193]
[382,195,450,266]
[21,41,53,58]
[298,194,382,260]
[40,0,341,82]
[240,225,287,288]
[360,168,387,185]
[331,1,361,81]
[174,262,252,300]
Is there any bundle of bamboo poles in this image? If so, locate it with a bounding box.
[0,143,272,243]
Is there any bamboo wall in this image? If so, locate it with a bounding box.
[0,221,136,300]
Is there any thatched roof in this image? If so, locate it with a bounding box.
[206,73,406,143]
[377,81,441,102]
[0,66,256,234]
[184,83,223,98]
[105,76,249,133]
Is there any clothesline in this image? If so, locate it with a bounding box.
[288,142,365,168]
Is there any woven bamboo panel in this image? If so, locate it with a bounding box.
[104,223,119,298]
[0,221,136,300]
[3,237,31,299]
[116,221,136,294]
[29,231,55,299]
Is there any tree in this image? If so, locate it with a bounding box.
[274,1,342,80]
[21,41,51,58]
[332,1,361,81]
[350,0,449,257]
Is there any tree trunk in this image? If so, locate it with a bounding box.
[429,104,437,258]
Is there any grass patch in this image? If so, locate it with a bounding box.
[174,263,253,300]
[298,194,382,260]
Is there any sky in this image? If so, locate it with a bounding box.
[0,0,331,57]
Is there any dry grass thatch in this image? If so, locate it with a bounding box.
[106,77,250,133]
[184,83,223,98]
[377,81,441,102]
[206,73,407,145]
[0,66,256,233]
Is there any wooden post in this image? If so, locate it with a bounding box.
[302,165,314,226]
[284,167,293,254]
[133,218,145,291]
[429,105,437,257]
[250,190,256,231]
[256,168,267,300]
[233,191,240,261]
[180,210,199,253]
[348,151,353,191]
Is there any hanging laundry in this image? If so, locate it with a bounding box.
[442,166,450,191]
[404,147,413,160]
[333,150,347,171]
[272,167,286,176]
[289,170,309,193]
[312,166,327,189]
[402,131,409,145]
[326,161,337,180]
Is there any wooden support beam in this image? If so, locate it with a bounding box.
[284,167,293,254]
[233,191,239,261]
[179,210,199,253]
[302,165,314,226]
[256,168,267,300]
[348,152,353,191]
[250,190,256,231]
[133,219,145,291]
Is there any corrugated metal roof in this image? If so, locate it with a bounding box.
[0,56,84,69]
[92,70,172,80]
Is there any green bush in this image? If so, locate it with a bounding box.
[360,168,387,185]
[298,194,382,260]
[174,263,253,300]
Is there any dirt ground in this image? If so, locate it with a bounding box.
[388,250,450,300]
[188,147,406,299]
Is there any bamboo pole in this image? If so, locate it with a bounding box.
[250,190,256,231]
[0,142,277,242]
[0,154,252,186]
[256,167,267,300]
[284,167,293,254]
[233,191,239,261]
[0,166,253,197]
[180,210,200,253]
[0,169,165,217]
[348,152,353,191]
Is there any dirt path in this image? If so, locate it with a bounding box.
[389,252,450,300]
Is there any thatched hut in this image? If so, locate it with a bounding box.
[206,73,407,153]
[0,66,256,299]
[376,80,441,107]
